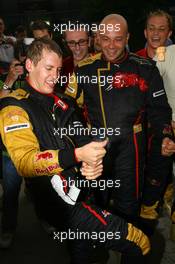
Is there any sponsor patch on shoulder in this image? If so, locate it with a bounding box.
[4,123,30,133]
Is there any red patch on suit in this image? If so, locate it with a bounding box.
[36,152,53,161]
[56,98,68,111]
[112,72,148,92]
[163,125,173,136]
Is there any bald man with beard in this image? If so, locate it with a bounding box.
[65,14,175,263]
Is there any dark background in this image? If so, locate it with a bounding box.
[0,0,175,51]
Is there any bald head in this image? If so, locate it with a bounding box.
[99,14,128,35]
[97,14,129,62]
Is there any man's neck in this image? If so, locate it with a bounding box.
[73,53,90,66]
[102,50,127,64]
[146,46,156,59]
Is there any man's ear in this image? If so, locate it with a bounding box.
[25,58,33,72]
[126,33,130,43]
[88,36,91,47]
[168,30,172,39]
[144,29,148,39]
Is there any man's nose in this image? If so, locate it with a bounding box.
[109,40,115,49]
[75,43,81,50]
[52,69,58,79]
[153,28,160,35]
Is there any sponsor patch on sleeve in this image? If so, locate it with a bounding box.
[4,123,30,133]
[153,89,165,97]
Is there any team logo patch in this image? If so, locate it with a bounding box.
[35,163,60,174]
[35,152,53,161]
[4,123,30,133]
[112,72,148,92]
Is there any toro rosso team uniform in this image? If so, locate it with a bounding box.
[65,52,173,222]
[0,82,150,262]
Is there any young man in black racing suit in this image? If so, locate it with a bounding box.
[0,37,151,264]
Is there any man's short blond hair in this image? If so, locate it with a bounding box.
[146,9,173,30]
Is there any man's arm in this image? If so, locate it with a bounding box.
[146,65,175,156]
[0,59,24,98]
[0,105,107,177]
[147,65,173,140]
[161,137,175,156]
[155,46,175,122]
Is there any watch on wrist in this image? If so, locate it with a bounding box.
[2,83,10,90]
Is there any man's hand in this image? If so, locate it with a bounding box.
[161,137,175,156]
[80,160,103,180]
[0,89,10,98]
[5,37,16,46]
[4,59,24,88]
[75,139,108,166]
[171,120,175,129]
[171,121,175,135]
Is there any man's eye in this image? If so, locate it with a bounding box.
[79,39,87,44]
[68,41,75,45]
[102,37,109,41]
[159,28,166,32]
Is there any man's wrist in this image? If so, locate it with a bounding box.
[74,148,81,162]
[59,148,79,169]
[4,77,14,88]
[2,83,11,90]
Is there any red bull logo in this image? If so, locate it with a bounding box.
[113,72,148,92]
[36,152,53,161]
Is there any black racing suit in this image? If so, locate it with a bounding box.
[136,48,173,227]
[0,82,150,263]
[65,52,173,224]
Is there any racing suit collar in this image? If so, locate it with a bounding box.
[25,78,68,111]
[24,78,54,107]
[141,48,150,59]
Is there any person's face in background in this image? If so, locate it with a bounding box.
[65,30,90,65]
[144,15,172,49]
[91,30,101,52]
[16,31,27,41]
[32,29,51,39]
